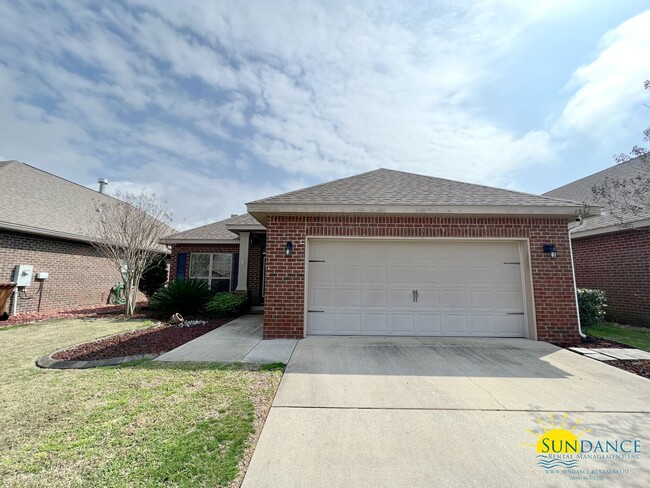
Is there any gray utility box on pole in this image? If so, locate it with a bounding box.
[14,265,33,287]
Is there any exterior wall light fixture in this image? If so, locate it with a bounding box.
[543,243,557,260]
[285,241,293,256]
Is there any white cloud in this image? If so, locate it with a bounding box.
[1,0,634,228]
[556,10,650,138]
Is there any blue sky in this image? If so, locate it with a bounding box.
[1,1,649,230]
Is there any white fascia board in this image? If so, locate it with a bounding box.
[224,224,267,232]
[246,203,595,221]
[0,221,95,243]
[158,238,240,245]
[570,218,650,238]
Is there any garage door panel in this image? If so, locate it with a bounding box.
[365,289,387,307]
[336,313,362,333]
[468,289,494,309]
[307,240,527,337]
[415,314,442,334]
[389,288,415,307]
[439,289,467,309]
[414,289,439,307]
[494,290,524,309]
[364,265,387,284]
[310,288,335,308]
[496,315,526,335]
[441,315,469,335]
[414,266,438,284]
[389,265,413,284]
[310,264,334,284]
[493,266,521,285]
[364,314,389,333]
[336,266,361,284]
[389,314,415,334]
[469,315,496,335]
[339,289,362,307]
[309,313,335,334]
[438,266,465,284]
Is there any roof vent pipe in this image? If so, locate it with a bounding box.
[98,178,108,194]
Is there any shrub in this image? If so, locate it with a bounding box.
[139,256,168,298]
[149,279,213,316]
[206,292,248,317]
[577,288,607,328]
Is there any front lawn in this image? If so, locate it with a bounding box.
[584,322,650,352]
[0,317,282,487]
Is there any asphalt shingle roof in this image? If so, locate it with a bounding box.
[544,157,650,232]
[160,213,261,242]
[0,160,175,242]
[249,168,581,208]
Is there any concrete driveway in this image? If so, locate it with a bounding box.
[242,337,650,488]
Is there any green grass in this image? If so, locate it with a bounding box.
[585,322,650,352]
[0,317,283,487]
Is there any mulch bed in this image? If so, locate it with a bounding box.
[52,318,231,361]
[1,303,148,327]
[560,336,650,380]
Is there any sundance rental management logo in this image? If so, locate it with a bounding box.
[522,413,641,482]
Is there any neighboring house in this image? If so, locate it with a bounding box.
[0,160,174,315]
[166,168,594,343]
[544,158,650,327]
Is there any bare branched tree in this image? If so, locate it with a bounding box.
[91,191,172,315]
[592,80,650,226]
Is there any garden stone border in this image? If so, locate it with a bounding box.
[36,320,163,369]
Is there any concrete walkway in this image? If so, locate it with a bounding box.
[155,315,296,364]
[242,336,650,488]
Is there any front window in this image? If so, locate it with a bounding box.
[189,253,232,292]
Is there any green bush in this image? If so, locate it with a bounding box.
[577,288,607,328]
[149,279,213,316]
[139,256,168,298]
[206,292,248,317]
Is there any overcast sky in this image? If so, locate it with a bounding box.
[1,1,649,230]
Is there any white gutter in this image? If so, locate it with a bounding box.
[568,217,586,338]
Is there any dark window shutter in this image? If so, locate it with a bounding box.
[176,253,187,279]
[232,252,239,292]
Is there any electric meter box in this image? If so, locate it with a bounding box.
[14,264,33,287]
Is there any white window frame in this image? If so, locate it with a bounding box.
[189,253,233,292]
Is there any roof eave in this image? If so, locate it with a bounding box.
[159,238,240,245]
[246,203,600,225]
[224,224,267,234]
[571,217,650,238]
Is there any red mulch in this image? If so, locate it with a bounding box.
[611,360,650,379]
[0,303,148,327]
[560,336,650,380]
[52,318,231,361]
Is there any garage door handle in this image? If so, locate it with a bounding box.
[415,290,418,302]
[412,290,415,302]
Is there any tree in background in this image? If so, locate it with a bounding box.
[91,191,172,315]
[592,80,650,226]
[139,256,169,298]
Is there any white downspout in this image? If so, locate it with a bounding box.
[11,286,18,316]
[568,217,586,338]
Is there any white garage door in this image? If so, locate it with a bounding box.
[307,240,527,337]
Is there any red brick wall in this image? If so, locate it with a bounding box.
[263,215,580,343]
[249,240,263,306]
[169,242,264,306]
[572,228,650,327]
[0,230,126,314]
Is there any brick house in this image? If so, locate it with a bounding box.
[545,158,650,326]
[0,160,173,317]
[166,168,594,343]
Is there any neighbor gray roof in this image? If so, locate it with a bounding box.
[247,168,589,222]
[544,157,650,235]
[0,160,175,244]
[160,213,263,243]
